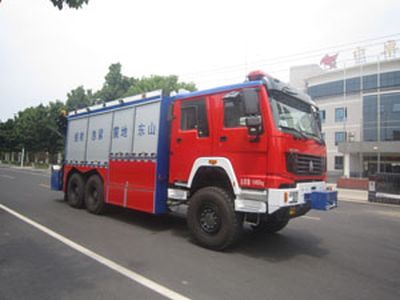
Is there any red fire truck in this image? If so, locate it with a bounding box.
[51,71,337,250]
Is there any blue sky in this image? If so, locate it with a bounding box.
[1,0,400,121]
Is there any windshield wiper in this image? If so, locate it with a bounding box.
[279,125,307,139]
[301,131,325,145]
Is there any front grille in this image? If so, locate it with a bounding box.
[286,153,325,176]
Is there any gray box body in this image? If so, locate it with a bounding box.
[65,91,162,164]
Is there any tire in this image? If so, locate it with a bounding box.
[187,187,242,250]
[66,173,85,208]
[251,215,289,234]
[84,174,106,214]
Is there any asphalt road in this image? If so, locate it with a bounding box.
[1,165,400,300]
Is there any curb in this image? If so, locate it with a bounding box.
[339,197,400,208]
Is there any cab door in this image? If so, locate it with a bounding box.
[169,97,213,184]
[212,88,268,189]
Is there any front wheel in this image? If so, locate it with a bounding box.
[187,187,242,251]
[84,175,106,214]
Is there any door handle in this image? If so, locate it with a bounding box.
[176,138,182,143]
[220,136,227,142]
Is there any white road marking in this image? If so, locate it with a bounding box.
[0,174,15,179]
[39,183,50,189]
[0,203,190,300]
[300,215,321,221]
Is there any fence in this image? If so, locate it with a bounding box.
[0,151,62,167]
[368,173,400,204]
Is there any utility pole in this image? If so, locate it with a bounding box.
[20,147,25,168]
[377,55,381,173]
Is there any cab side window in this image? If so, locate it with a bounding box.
[223,90,261,128]
[224,97,246,128]
[180,99,209,137]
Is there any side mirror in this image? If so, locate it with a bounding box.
[245,115,262,139]
[241,88,260,115]
[313,107,322,131]
[316,112,322,131]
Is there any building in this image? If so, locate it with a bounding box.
[290,55,400,178]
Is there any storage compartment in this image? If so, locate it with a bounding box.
[306,191,337,210]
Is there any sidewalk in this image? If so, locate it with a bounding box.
[334,186,400,208]
[0,163,50,174]
[329,183,387,206]
[337,188,368,203]
[327,183,368,203]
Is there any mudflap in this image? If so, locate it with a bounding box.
[50,165,64,191]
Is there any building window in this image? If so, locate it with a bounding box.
[363,95,378,141]
[319,110,326,123]
[335,107,347,122]
[335,131,346,145]
[180,99,209,137]
[380,71,400,89]
[307,71,400,99]
[381,93,400,141]
[363,93,400,142]
[363,74,378,91]
[393,103,400,112]
[335,156,344,170]
[345,77,361,93]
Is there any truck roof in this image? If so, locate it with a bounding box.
[67,81,264,119]
[67,78,315,120]
[68,90,163,119]
[172,80,263,100]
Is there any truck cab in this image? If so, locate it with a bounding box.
[168,71,332,249]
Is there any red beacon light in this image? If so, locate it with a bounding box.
[247,70,268,81]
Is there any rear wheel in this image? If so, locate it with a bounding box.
[84,174,106,214]
[187,187,242,250]
[66,173,85,208]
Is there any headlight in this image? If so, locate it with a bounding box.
[284,191,298,204]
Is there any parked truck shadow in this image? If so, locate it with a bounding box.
[106,205,329,262]
[54,198,329,261]
[231,226,330,262]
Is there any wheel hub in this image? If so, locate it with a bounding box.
[199,207,220,233]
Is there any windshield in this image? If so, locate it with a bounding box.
[269,90,321,139]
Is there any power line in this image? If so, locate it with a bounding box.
[180,33,400,78]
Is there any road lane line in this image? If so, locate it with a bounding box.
[0,174,15,179]
[39,183,50,189]
[0,203,190,300]
[300,216,321,221]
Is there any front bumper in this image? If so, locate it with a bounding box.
[235,181,336,214]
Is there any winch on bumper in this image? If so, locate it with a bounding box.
[234,181,337,216]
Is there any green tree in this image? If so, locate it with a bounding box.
[14,106,45,152]
[95,63,196,102]
[50,0,89,10]
[124,75,196,97]
[14,103,65,155]
[45,101,67,154]
[96,63,135,102]
[66,86,93,111]
[0,119,19,152]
